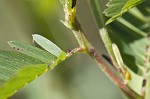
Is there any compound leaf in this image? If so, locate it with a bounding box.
[104,0,145,25]
[0,35,67,99]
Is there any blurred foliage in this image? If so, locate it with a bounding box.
[0,0,123,99]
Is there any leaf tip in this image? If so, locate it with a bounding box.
[32,34,39,39]
[105,20,112,25]
[8,41,15,46]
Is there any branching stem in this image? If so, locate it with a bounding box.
[88,48,142,99]
[70,17,141,99]
[60,0,143,98]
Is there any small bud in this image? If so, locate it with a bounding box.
[124,70,131,84]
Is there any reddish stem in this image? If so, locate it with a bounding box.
[88,48,141,99]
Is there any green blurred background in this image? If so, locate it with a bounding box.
[0,0,123,99]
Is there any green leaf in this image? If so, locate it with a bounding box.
[107,31,149,95]
[0,51,51,99]
[127,69,143,95]
[94,0,149,96]
[104,0,145,25]
[32,34,66,57]
[100,28,144,95]
[117,18,147,37]
[145,77,150,99]
[104,0,127,17]
[112,43,124,68]
[0,36,67,98]
[127,38,148,68]
[99,28,118,66]
[8,41,56,63]
[122,0,145,11]
[0,51,44,85]
[0,40,67,98]
[0,64,49,99]
[111,44,144,95]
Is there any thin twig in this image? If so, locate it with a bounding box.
[66,47,84,58]
[88,48,141,99]
[60,0,142,98]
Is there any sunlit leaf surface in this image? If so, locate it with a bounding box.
[33,34,66,57]
[0,35,66,99]
[8,41,56,63]
[0,64,48,99]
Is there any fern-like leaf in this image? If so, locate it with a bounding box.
[104,0,145,25]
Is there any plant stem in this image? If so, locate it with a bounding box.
[60,0,142,98]
[70,16,142,99]
[71,17,92,51]
[88,48,142,99]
